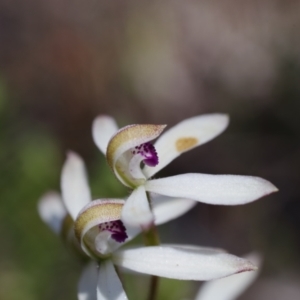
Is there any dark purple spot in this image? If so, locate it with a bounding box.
[99,220,128,243]
[134,142,159,167]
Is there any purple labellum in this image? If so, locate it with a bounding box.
[133,142,159,167]
[99,220,128,243]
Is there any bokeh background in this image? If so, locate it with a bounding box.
[1,0,300,299]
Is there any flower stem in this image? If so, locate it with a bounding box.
[144,192,160,300]
[143,224,160,246]
[147,275,159,300]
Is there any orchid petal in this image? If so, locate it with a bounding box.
[143,114,229,178]
[74,199,124,258]
[106,124,166,187]
[113,245,257,281]
[92,115,119,155]
[121,186,154,230]
[97,260,128,300]
[117,245,226,275]
[37,191,67,234]
[145,173,278,205]
[195,253,262,300]
[78,262,98,300]
[61,152,92,220]
[151,195,197,225]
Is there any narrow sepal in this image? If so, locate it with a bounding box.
[113,245,257,281]
[97,260,128,300]
[92,115,118,155]
[145,173,278,205]
[78,262,98,300]
[61,152,92,220]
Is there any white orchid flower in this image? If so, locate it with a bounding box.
[92,114,278,229]
[38,152,259,300]
[195,253,262,300]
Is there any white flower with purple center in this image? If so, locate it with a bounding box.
[38,152,259,300]
[92,114,278,230]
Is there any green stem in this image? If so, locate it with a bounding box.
[147,275,159,300]
[144,192,160,300]
[143,224,160,246]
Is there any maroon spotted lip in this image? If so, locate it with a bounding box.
[99,220,128,243]
[132,142,159,167]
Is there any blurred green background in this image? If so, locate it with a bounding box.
[1,0,300,299]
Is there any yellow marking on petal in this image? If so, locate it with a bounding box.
[74,202,123,242]
[175,137,198,152]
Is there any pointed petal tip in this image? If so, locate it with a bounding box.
[39,190,60,201]
[94,114,114,120]
[213,113,229,120]
[236,260,258,274]
[211,113,230,130]
[92,115,116,132]
[270,184,279,193]
[260,179,278,197]
[154,124,168,137]
[245,252,263,267]
[66,150,81,160]
[222,113,229,124]
[147,123,167,136]
[202,112,229,124]
[63,151,86,172]
[92,115,116,128]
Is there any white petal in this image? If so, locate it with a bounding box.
[37,191,67,234]
[97,260,128,300]
[195,253,262,300]
[92,115,118,155]
[143,114,229,178]
[117,245,225,276]
[78,262,98,300]
[121,186,154,230]
[145,173,278,205]
[112,245,257,281]
[61,152,92,220]
[151,195,197,225]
